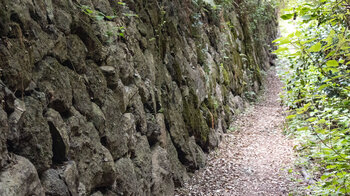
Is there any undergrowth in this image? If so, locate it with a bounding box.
[274,0,350,194]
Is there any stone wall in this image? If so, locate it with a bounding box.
[0,0,277,195]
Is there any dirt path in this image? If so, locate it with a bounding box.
[175,68,300,195]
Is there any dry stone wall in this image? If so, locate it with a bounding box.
[0,0,277,195]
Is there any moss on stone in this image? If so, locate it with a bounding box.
[173,62,183,85]
[206,96,214,110]
[196,44,206,66]
[222,67,230,86]
[255,65,263,84]
[200,104,212,129]
[223,104,231,124]
[202,95,220,130]
[0,3,10,36]
[182,89,210,148]
[221,85,228,103]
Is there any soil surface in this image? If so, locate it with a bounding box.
[175,68,302,195]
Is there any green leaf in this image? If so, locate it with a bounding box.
[307,117,317,122]
[326,165,337,169]
[105,15,116,20]
[295,31,302,37]
[272,37,284,43]
[326,60,339,67]
[319,84,329,90]
[273,47,289,54]
[281,13,294,20]
[95,14,105,21]
[325,51,336,59]
[301,15,311,21]
[85,8,93,14]
[273,37,291,45]
[300,7,310,15]
[308,42,322,52]
[123,13,139,17]
[287,114,296,119]
[321,174,331,180]
[318,118,326,124]
[297,126,309,131]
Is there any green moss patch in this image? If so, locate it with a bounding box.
[182,89,210,149]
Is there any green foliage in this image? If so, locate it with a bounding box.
[238,0,279,36]
[275,0,350,194]
[106,26,126,39]
[79,5,117,21]
[221,63,230,85]
[78,2,138,40]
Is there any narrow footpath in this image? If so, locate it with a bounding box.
[175,68,302,195]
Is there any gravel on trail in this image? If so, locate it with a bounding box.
[175,68,304,196]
